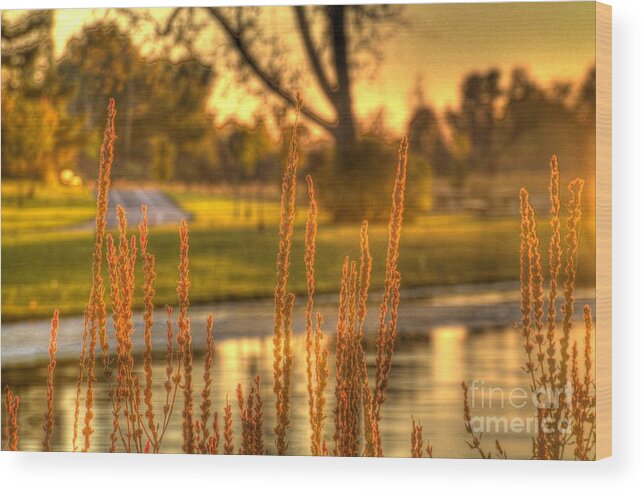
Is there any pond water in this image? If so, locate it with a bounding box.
[2,310,593,459]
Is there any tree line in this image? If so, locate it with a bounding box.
[2,8,595,220]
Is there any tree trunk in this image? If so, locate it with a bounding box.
[327,6,358,165]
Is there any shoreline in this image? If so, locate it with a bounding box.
[1,281,596,367]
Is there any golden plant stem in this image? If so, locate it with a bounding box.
[81,98,117,452]
[546,155,562,387]
[253,377,265,455]
[559,179,585,390]
[519,189,537,390]
[272,97,302,455]
[42,309,60,452]
[372,137,408,456]
[210,411,220,454]
[3,386,20,451]
[527,196,546,381]
[304,174,319,455]
[223,396,234,455]
[356,221,375,456]
[140,205,159,448]
[461,382,491,459]
[157,306,183,451]
[199,314,215,453]
[313,313,329,456]
[72,311,89,451]
[411,417,423,458]
[176,219,196,453]
[237,377,264,455]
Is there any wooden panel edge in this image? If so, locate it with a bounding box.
[595,0,612,461]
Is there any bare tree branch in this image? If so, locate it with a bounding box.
[157,8,185,36]
[293,6,337,105]
[205,6,336,133]
[1,11,52,41]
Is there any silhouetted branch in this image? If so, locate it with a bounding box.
[205,7,336,133]
[293,6,337,105]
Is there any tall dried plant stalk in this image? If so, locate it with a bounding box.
[559,178,585,391]
[465,156,592,460]
[106,206,141,452]
[237,376,265,455]
[177,219,196,453]
[313,313,330,456]
[42,309,60,451]
[93,98,116,377]
[157,306,182,451]
[461,382,491,459]
[303,175,330,456]
[304,175,318,452]
[410,417,433,458]
[208,411,221,455]
[72,311,89,451]
[223,396,234,455]
[546,156,562,387]
[81,99,117,452]
[519,189,538,390]
[198,314,215,453]
[3,386,20,451]
[357,221,376,456]
[371,137,408,456]
[272,96,302,455]
[333,258,362,456]
[140,205,159,447]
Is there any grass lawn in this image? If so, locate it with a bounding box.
[1,184,596,321]
[2,181,96,234]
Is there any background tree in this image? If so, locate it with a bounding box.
[58,21,218,181]
[446,69,502,175]
[157,5,403,221]
[2,10,81,203]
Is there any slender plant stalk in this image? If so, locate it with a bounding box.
[199,314,215,453]
[272,96,302,455]
[371,137,408,456]
[3,386,20,451]
[72,311,89,451]
[81,98,117,452]
[461,382,491,459]
[411,417,423,458]
[546,155,562,387]
[223,396,234,455]
[177,219,196,453]
[466,158,592,460]
[42,309,60,451]
[140,205,159,448]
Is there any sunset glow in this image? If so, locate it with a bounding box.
[25,3,597,133]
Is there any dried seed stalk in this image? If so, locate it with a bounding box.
[42,309,60,451]
[3,386,20,451]
[272,97,302,455]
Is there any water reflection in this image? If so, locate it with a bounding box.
[2,324,591,458]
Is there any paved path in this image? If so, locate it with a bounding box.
[1,283,596,367]
[76,188,190,230]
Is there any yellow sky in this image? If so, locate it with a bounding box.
[19,2,596,134]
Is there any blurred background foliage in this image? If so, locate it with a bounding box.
[2,7,596,220]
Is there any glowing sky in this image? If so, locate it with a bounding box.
[13,2,597,134]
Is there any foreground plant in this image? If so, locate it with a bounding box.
[1,97,596,461]
[42,310,60,452]
[1,96,411,456]
[461,155,595,460]
[3,386,20,451]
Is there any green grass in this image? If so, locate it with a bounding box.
[1,184,596,321]
[2,181,95,234]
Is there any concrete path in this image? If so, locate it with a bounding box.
[76,187,190,230]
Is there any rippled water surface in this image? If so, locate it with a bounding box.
[2,319,592,458]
